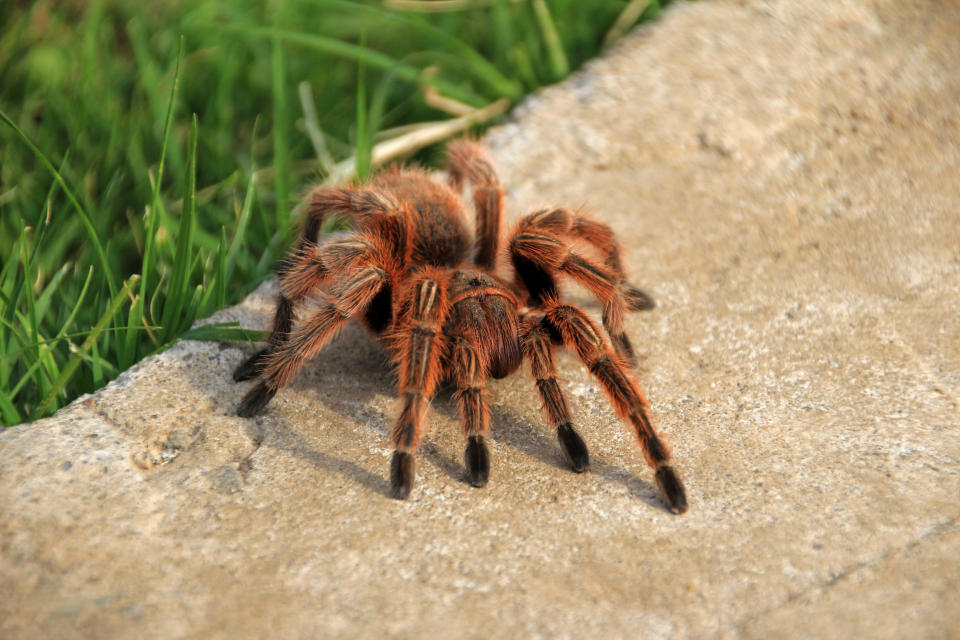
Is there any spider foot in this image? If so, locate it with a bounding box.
[557,423,590,473]
[390,451,415,500]
[237,382,276,418]
[655,465,688,514]
[233,349,271,382]
[624,286,656,311]
[464,435,490,488]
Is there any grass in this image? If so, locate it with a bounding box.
[0,0,671,426]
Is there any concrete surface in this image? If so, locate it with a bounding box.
[2,0,959,637]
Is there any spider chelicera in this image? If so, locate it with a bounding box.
[233,140,687,513]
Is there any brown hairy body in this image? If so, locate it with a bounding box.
[233,141,687,513]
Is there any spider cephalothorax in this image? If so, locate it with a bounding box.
[233,140,687,513]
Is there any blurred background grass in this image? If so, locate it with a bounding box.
[0,0,670,426]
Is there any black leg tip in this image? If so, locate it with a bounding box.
[390,451,415,499]
[237,382,275,418]
[465,435,490,488]
[655,465,688,514]
[624,286,656,311]
[557,423,590,473]
[233,349,270,382]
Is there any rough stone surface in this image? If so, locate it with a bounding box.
[3,1,960,637]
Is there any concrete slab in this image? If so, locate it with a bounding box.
[2,0,959,637]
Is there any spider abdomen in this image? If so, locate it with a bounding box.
[376,170,472,269]
[410,204,471,267]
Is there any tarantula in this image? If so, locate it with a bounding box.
[233,140,687,513]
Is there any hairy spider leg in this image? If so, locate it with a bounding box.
[232,244,329,382]
[520,313,590,472]
[446,140,504,271]
[563,214,655,308]
[236,262,389,418]
[441,276,521,487]
[512,208,654,310]
[233,186,405,381]
[448,333,491,488]
[568,213,656,362]
[510,209,646,366]
[388,269,450,499]
[232,187,351,381]
[542,297,687,514]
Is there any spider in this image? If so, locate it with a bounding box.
[232,140,687,513]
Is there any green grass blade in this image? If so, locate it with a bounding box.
[34,263,70,325]
[12,265,98,400]
[127,20,164,139]
[0,108,117,297]
[56,266,96,346]
[355,33,371,181]
[160,113,199,336]
[36,275,140,417]
[3,327,163,375]
[90,339,104,389]
[226,171,257,280]
[297,82,336,173]
[0,231,23,302]
[0,388,21,426]
[604,0,653,47]
[318,0,522,99]
[0,230,26,389]
[181,322,267,343]
[216,227,227,309]
[123,36,185,368]
[18,233,47,400]
[214,23,485,107]
[151,34,186,199]
[532,0,569,80]
[7,356,48,401]
[271,3,291,231]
